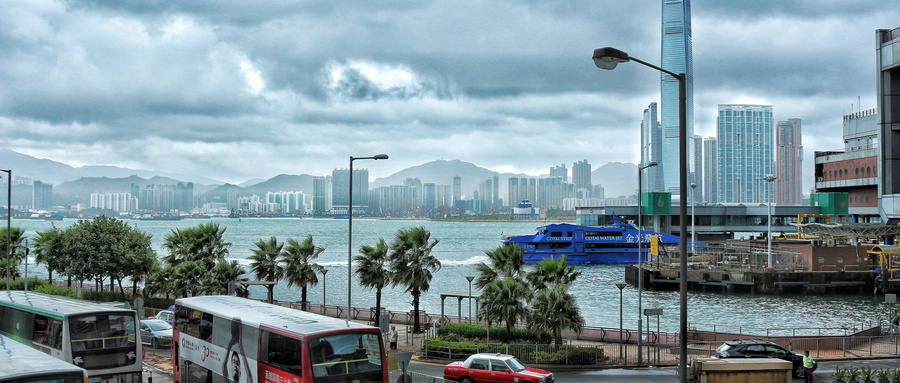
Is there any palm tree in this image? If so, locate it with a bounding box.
[281,235,324,311]
[526,255,581,290]
[0,227,26,280]
[529,285,584,345]
[172,261,205,297]
[249,236,285,303]
[475,245,531,338]
[354,238,390,323]
[163,223,230,269]
[388,227,441,333]
[475,244,526,290]
[204,260,247,295]
[32,228,67,284]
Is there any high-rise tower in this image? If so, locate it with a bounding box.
[660,0,694,193]
[572,159,592,198]
[716,104,774,204]
[775,118,803,204]
[641,102,663,192]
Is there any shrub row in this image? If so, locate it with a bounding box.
[423,337,603,364]
[437,323,542,343]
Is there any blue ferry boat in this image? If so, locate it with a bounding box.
[503,215,697,264]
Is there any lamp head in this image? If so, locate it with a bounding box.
[615,283,627,290]
[465,276,475,282]
[374,154,389,160]
[592,47,630,70]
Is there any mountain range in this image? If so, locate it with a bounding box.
[0,149,637,207]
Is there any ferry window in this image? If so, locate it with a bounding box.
[262,330,302,376]
[550,231,562,237]
[33,315,63,349]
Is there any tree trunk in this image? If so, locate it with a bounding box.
[117,278,124,294]
[375,286,383,329]
[301,286,308,311]
[48,270,53,285]
[267,285,274,303]
[67,275,72,288]
[412,288,421,333]
[132,280,138,297]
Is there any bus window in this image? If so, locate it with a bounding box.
[177,309,214,342]
[70,314,137,369]
[309,333,381,377]
[32,315,63,350]
[261,331,302,376]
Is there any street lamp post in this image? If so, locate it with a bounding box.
[764,175,776,268]
[348,154,389,321]
[636,160,656,363]
[1,169,10,291]
[321,268,329,314]
[615,282,627,360]
[691,183,696,252]
[594,47,688,379]
[465,275,475,323]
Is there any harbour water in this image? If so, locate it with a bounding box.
[10,217,893,333]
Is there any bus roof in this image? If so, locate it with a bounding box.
[176,295,377,336]
[0,291,135,319]
[0,334,87,381]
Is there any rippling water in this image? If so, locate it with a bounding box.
[11,217,892,333]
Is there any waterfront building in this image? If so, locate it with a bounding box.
[572,159,592,198]
[878,26,900,223]
[90,192,138,212]
[776,118,803,205]
[703,137,718,204]
[660,0,695,193]
[226,188,239,211]
[508,177,521,210]
[511,199,540,219]
[423,183,436,216]
[332,168,370,214]
[593,184,605,200]
[452,174,461,209]
[716,104,774,204]
[130,182,193,213]
[815,109,878,220]
[536,176,568,210]
[32,180,53,211]
[312,175,332,216]
[265,191,307,213]
[641,102,664,192]
[369,184,417,216]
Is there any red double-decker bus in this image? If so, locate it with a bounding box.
[173,295,387,383]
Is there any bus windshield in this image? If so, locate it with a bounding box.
[70,313,138,369]
[309,332,382,381]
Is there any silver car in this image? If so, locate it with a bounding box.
[139,319,173,349]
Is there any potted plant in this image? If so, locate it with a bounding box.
[863,367,877,383]
[833,367,847,383]
[848,367,861,383]
[892,368,900,383]
[878,369,890,383]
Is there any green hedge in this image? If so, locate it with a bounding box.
[437,323,541,343]
[423,337,602,364]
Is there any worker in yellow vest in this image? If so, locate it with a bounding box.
[802,350,816,383]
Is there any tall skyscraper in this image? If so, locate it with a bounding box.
[313,175,332,215]
[660,0,694,193]
[550,164,567,183]
[572,159,592,198]
[641,102,663,191]
[332,168,370,212]
[452,174,461,206]
[775,118,803,204]
[716,104,774,203]
[692,134,703,204]
[703,137,718,204]
[508,177,521,207]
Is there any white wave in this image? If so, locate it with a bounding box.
[439,255,488,266]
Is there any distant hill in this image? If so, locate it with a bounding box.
[200,174,317,201]
[0,148,224,185]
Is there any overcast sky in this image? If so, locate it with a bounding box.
[1,1,896,189]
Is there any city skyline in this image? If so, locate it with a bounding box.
[1,2,896,191]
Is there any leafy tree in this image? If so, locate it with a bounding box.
[475,245,530,332]
[60,216,153,292]
[529,285,584,345]
[354,238,390,321]
[172,261,205,297]
[249,236,284,303]
[389,227,441,333]
[281,235,324,311]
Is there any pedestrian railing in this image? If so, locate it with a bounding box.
[423,341,604,365]
[389,370,451,383]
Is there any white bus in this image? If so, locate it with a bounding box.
[0,291,142,383]
[0,333,89,383]
[174,295,387,383]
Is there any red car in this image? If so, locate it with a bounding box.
[444,353,554,383]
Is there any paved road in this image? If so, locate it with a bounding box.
[142,353,900,383]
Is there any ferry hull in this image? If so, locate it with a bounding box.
[522,250,646,264]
